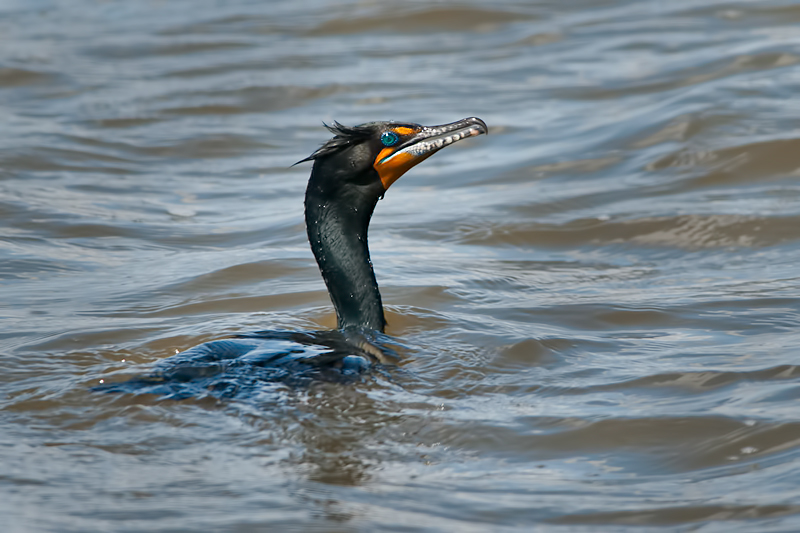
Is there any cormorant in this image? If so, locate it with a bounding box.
[102,117,487,392]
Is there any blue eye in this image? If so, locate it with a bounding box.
[380,131,399,147]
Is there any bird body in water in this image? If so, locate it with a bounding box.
[102,117,487,393]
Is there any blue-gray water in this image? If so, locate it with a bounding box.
[3,0,800,531]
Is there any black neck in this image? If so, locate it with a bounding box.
[304,166,386,332]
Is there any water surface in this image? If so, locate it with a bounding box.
[3,0,800,531]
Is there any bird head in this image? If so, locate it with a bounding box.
[298,117,487,199]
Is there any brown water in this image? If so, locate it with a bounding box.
[3,0,800,531]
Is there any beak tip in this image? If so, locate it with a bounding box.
[467,116,488,136]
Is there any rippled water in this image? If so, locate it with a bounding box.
[3,0,800,531]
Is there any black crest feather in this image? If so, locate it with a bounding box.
[294,121,376,165]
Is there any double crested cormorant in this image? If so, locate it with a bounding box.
[301,116,488,334]
[104,117,487,391]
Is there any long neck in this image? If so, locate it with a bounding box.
[304,173,386,332]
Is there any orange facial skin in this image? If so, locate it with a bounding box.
[392,126,416,136]
[373,126,425,190]
[374,148,433,190]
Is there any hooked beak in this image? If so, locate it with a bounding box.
[373,117,488,190]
